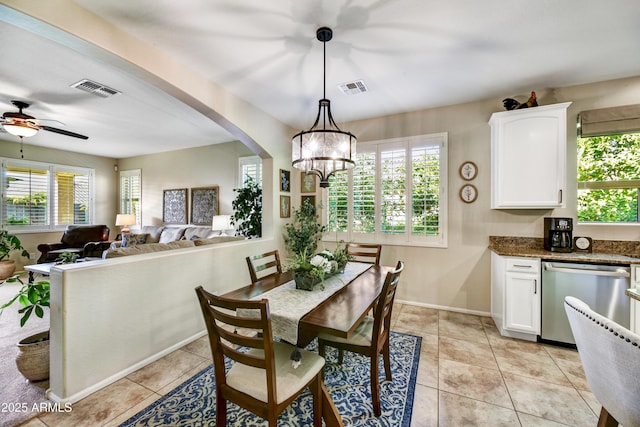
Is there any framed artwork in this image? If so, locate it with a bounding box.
[190,186,219,225]
[163,188,188,224]
[301,195,316,208]
[280,195,291,218]
[280,169,291,192]
[300,172,316,193]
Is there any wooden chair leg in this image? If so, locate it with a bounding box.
[318,340,326,357]
[370,352,381,416]
[338,349,344,364]
[216,394,226,426]
[597,407,618,427]
[311,375,323,427]
[383,339,392,382]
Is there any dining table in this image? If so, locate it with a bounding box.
[222,262,396,427]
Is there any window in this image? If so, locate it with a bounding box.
[2,158,94,231]
[577,133,640,223]
[238,155,262,187]
[120,169,141,226]
[325,133,448,247]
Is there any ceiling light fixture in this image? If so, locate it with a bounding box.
[292,27,357,188]
[2,118,38,137]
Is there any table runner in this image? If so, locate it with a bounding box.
[242,262,372,345]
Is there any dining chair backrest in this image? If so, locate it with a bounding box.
[564,296,640,427]
[195,285,324,426]
[246,249,282,283]
[347,243,382,265]
[372,260,404,347]
[196,286,278,403]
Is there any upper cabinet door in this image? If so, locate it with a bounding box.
[490,102,572,209]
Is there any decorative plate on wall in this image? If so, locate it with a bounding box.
[459,161,478,180]
[460,184,478,203]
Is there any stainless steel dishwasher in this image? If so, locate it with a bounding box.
[541,261,630,346]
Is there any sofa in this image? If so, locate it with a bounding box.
[37,224,111,263]
[102,236,244,258]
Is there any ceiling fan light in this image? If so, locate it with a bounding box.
[3,121,38,137]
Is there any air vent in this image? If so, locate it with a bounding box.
[71,79,121,98]
[338,80,368,96]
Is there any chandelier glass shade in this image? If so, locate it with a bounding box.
[291,27,356,188]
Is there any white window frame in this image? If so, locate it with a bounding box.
[120,169,141,226]
[2,157,95,233]
[323,132,448,248]
[238,155,262,188]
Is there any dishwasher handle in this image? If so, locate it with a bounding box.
[543,262,630,278]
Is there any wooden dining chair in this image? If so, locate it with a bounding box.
[246,250,282,284]
[195,286,325,426]
[318,260,404,416]
[346,243,382,265]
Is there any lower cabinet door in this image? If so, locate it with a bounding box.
[505,272,541,334]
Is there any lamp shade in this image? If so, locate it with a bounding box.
[115,214,136,233]
[211,215,232,232]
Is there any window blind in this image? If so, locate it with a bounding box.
[579,104,640,137]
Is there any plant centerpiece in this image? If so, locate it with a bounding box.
[0,229,30,280]
[0,275,51,381]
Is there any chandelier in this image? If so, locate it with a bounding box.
[292,27,357,188]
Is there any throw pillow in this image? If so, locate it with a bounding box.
[127,233,149,246]
[159,227,186,243]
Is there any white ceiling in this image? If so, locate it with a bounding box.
[1,0,640,159]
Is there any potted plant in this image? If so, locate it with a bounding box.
[0,229,30,280]
[0,274,50,381]
[284,198,330,290]
[231,176,262,239]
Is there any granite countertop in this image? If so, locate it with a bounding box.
[489,236,640,265]
[627,288,640,302]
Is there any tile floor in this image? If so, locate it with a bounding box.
[17,304,599,427]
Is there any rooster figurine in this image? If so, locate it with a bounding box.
[502,91,538,110]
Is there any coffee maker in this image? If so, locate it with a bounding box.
[544,217,573,252]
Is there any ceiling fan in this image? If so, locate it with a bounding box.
[0,100,89,140]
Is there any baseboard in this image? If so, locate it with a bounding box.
[46,330,207,404]
[395,298,491,317]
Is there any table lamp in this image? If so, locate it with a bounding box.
[115,214,136,247]
[211,215,233,236]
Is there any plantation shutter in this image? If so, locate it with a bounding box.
[4,164,49,225]
[411,142,441,236]
[353,151,376,233]
[55,170,90,225]
[579,104,640,137]
[120,169,141,225]
[380,146,406,235]
[327,172,349,232]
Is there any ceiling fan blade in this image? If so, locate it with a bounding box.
[40,125,89,140]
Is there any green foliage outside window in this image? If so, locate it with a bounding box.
[577,133,640,222]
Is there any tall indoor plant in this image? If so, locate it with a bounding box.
[231,176,262,239]
[0,229,30,280]
[0,275,51,381]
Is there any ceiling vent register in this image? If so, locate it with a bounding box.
[71,79,121,98]
[339,80,368,96]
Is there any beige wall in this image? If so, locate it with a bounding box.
[339,75,640,313]
[0,138,117,269]
[118,141,254,226]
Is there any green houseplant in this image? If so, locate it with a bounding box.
[1,275,51,381]
[231,176,262,239]
[0,229,30,280]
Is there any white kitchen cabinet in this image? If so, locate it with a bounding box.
[490,102,572,209]
[491,253,541,340]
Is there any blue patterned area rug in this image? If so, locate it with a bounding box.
[120,331,421,426]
